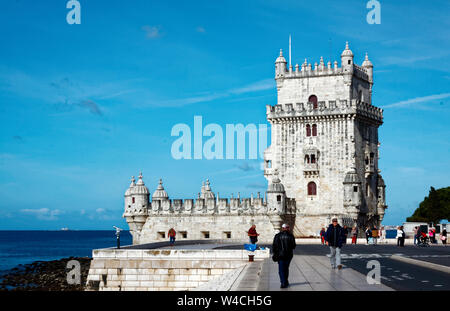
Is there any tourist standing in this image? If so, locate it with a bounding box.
[379,226,386,244]
[372,226,379,245]
[320,227,326,245]
[351,226,358,244]
[396,226,405,247]
[247,224,260,244]
[324,218,346,270]
[441,228,447,245]
[429,227,435,244]
[168,228,176,246]
[272,224,296,288]
[413,226,418,245]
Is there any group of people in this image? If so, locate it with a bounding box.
[166,221,447,289]
[413,226,447,246]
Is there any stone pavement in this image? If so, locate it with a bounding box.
[256,255,394,291]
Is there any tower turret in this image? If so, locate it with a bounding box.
[152,179,169,201]
[275,49,287,78]
[341,42,354,75]
[123,172,149,244]
[267,170,286,232]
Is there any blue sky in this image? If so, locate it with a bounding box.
[0,0,449,229]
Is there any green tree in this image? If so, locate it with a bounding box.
[407,186,450,224]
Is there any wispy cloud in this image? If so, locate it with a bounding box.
[196,26,206,33]
[20,208,62,220]
[76,100,103,116]
[382,93,450,108]
[236,162,256,172]
[155,78,274,107]
[142,25,162,39]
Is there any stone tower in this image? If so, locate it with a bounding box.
[264,42,387,237]
[123,173,149,244]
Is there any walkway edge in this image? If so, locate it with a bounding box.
[390,255,450,274]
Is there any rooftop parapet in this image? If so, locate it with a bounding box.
[145,195,270,216]
[275,42,373,83]
[266,99,383,124]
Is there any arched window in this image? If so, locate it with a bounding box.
[309,95,318,109]
[312,124,317,136]
[307,182,317,196]
[132,197,135,203]
[306,124,311,136]
[305,155,310,164]
[311,154,316,164]
[277,195,281,202]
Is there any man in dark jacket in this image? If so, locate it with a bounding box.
[272,223,296,288]
[324,218,345,270]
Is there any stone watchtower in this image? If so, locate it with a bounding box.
[264,42,387,237]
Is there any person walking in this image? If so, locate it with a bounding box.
[396,226,405,247]
[168,228,176,246]
[247,224,260,244]
[272,224,296,288]
[365,227,372,245]
[379,226,385,244]
[413,226,418,245]
[372,226,379,245]
[320,227,326,245]
[416,226,423,246]
[351,226,358,244]
[440,228,447,245]
[324,218,345,270]
[342,225,348,245]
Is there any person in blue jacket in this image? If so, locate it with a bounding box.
[324,218,346,270]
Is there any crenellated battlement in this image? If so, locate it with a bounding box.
[266,99,383,124]
[144,195,268,216]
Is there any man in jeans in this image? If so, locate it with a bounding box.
[272,224,296,288]
[325,218,345,270]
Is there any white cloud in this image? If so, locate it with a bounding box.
[20,208,62,220]
[142,25,161,39]
[382,93,450,108]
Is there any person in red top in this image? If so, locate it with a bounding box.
[247,225,259,244]
[320,228,326,245]
[168,228,176,246]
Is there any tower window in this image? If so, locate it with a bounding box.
[305,155,310,164]
[308,95,318,109]
[312,124,317,136]
[132,197,135,203]
[277,195,281,202]
[306,124,311,137]
[307,182,317,196]
[311,154,316,164]
[353,186,358,192]
[348,60,351,64]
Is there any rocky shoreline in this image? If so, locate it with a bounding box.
[0,257,91,291]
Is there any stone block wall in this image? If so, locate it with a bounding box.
[86,248,270,291]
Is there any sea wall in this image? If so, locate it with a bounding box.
[86,248,270,291]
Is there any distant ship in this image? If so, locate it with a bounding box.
[60,227,70,231]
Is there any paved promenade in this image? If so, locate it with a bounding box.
[256,255,393,291]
